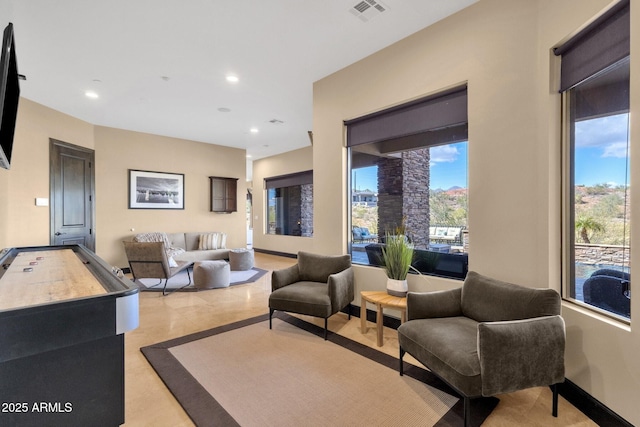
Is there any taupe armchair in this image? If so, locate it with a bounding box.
[398,271,565,427]
[269,251,354,339]
[123,241,193,296]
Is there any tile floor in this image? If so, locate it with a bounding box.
[123,252,596,426]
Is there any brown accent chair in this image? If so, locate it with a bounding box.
[398,271,565,427]
[123,241,193,296]
[269,251,354,339]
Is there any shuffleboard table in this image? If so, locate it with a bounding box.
[0,244,139,426]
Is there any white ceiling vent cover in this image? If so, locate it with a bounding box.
[349,0,387,23]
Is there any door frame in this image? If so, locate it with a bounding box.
[49,139,96,251]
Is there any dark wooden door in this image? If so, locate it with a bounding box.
[50,139,95,251]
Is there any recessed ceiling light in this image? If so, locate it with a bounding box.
[85,91,99,99]
[226,75,239,83]
[250,128,259,134]
[246,154,252,158]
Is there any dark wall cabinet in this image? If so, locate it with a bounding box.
[209,176,238,213]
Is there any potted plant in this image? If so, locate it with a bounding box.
[381,224,414,297]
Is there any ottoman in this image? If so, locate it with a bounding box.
[229,248,254,271]
[193,260,230,289]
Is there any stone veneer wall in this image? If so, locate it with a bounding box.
[376,149,430,248]
[402,149,430,249]
[300,183,313,237]
[281,184,313,237]
[575,244,631,266]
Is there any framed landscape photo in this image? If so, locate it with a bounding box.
[128,169,185,209]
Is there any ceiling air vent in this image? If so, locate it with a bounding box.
[349,0,387,23]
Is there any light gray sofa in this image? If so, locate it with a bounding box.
[398,271,565,427]
[132,232,229,264]
[167,232,229,262]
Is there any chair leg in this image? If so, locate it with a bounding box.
[552,383,559,417]
[269,309,274,329]
[399,347,405,376]
[463,396,471,427]
[162,266,194,296]
[348,303,352,320]
[324,318,328,340]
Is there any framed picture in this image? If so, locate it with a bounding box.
[128,169,185,209]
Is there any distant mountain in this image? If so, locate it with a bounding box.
[432,186,466,193]
[445,187,467,197]
[433,185,467,196]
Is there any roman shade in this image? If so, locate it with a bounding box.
[554,0,629,92]
[345,85,468,148]
[265,170,313,189]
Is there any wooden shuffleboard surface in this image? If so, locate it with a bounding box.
[0,249,107,311]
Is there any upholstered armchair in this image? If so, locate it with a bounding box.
[123,241,193,296]
[269,251,354,339]
[398,271,565,427]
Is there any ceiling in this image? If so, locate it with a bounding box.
[3,0,477,161]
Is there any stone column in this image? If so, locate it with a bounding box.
[300,184,313,237]
[402,149,430,249]
[376,149,430,249]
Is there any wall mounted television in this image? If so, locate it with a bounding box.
[0,23,20,170]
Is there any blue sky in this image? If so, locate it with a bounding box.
[352,141,469,191]
[352,113,630,192]
[574,113,630,187]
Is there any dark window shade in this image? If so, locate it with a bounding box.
[345,85,468,147]
[554,0,629,92]
[265,170,312,189]
[573,57,629,121]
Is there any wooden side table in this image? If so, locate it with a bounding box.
[360,291,407,347]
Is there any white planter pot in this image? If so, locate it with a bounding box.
[386,278,408,297]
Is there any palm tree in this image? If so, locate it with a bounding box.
[575,216,604,244]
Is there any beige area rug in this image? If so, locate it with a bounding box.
[141,313,498,427]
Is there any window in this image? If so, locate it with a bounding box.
[265,171,313,237]
[556,1,630,319]
[346,86,469,280]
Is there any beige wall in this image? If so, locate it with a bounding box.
[95,126,247,267]
[309,0,638,424]
[252,146,314,254]
[0,98,95,249]
[0,99,247,268]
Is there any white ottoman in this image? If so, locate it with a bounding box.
[229,248,254,271]
[193,260,230,289]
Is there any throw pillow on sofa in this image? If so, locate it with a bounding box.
[198,232,227,250]
[133,231,184,268]
[134,231,171,247]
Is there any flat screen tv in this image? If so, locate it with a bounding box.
[0,23,20,170]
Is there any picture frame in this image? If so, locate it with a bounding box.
[128,169,185,209]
